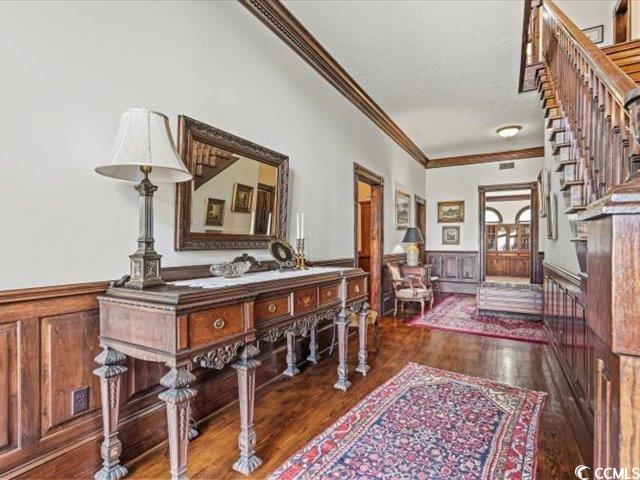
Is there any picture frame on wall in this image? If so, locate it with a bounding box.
[582,25,604,44]
[437,200,465,223]
[442,226,460,245]
[395,189,411,230]
[537,169,548,218]
[204,198,225,226]
[547,193,558,240]
[231,183,254,213]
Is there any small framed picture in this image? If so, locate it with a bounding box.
[442,226,460,245]
[395,189,411,230]
[204,198,225,226]
[232,183,254,213]
[582,25,603,44]
[438,200,465,223]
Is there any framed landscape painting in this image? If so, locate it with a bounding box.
[438,200,464,223]
[395,190,411,230]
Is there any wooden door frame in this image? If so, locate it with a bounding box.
[478,181,539,283]
[354,163,384,314]
[414,194,427,262]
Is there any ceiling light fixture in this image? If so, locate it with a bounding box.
[496,125,522,138]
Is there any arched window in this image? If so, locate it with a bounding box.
[485,207,503,223]
[516,206,531,223]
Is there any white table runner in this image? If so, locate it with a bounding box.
[171,267,347,290]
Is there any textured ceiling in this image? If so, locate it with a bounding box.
[284,0,544,159]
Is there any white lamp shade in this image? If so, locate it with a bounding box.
[95,108,193,183]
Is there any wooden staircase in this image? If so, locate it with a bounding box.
[192,138,239,190]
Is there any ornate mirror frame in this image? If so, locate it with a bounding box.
[175,115,289,250]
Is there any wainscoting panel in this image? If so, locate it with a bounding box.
[543,261,593,465]
[0,323,18,453]
[427,251,479,294]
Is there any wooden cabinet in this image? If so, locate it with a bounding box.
[485,223,531,278]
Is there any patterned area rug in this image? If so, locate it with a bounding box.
[268,363,547,480]
[408,294,548,344]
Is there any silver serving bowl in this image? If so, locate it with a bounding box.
[209,261,251,278]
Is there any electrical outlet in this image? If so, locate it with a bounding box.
[72,386,89,415]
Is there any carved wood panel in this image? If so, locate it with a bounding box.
[39,311,101,436]
[0,323,18,453]
[427,251,479,294]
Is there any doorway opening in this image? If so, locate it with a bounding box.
[354,163,384,315]
[478,182,539,284]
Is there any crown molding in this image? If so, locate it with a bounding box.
[239,0,429,168]
[427,146,545,169]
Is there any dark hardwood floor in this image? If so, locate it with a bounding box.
[127,309,584,479]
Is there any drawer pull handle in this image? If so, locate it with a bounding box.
[268,303,278,313]
[302,296,311,306]
[354,284,360,293]
[213,318,226,330]
[325,290,333,297]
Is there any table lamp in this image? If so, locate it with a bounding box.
[402,227,424,267]
[95,108,193,289]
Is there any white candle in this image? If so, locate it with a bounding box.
[266,213,272,236]
[301,212,304,239]
[249,211,255,235]
[296,213,300,240]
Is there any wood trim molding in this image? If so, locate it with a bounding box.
[239,0,429,168]
[486,194,531,202]
[427,147,545,169]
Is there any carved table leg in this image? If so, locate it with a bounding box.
[158,362,197,480]
[334,307,351,391]
[355,301,371,376]
[283,331,300,377]
[232,344,263,475]
[306,325,320,364]
[93,347,128,480]
[186,363,198,441]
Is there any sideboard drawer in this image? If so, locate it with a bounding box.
[189,304,244,347]
[347,277,365,300]
[255,295,290,321]
[294,287,318,314]
[319,284,340,306]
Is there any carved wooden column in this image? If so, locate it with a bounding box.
[306,326,320,364]
[93,347,128,480]
[232,343,263,475]
[158,362,197,480]
[355,302,370,375]
[186,361,198,441]
[333,307,351,391]
[283,331,300,377]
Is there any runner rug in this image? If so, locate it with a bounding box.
[408,293,548,344]
[268,362,547,480]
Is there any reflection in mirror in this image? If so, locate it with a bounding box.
[190,141,278,237]
[175,116,289,251]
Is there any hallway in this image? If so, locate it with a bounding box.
[127,311,583,479]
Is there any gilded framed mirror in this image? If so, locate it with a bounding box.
[175,116,289,250]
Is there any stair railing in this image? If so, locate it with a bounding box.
[535,0,640,203]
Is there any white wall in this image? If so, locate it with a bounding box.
[556,0,617,47]
[425,157,544,251]
[0,1,426,290]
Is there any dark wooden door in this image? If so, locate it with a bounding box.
[255,183,275,235]
[416,200,426,263]
[358,201,372,277]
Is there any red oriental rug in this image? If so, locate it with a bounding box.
[408,294,548,344]
[268,363,546,480]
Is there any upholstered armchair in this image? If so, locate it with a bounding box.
[387,263,434,319]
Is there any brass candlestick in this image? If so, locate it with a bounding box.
[295,238,308,270]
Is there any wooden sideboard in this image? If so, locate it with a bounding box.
[94,267,368,480]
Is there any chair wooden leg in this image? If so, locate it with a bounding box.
[393,299,398,318]
[420,299,424,318]
[430,295,434,310]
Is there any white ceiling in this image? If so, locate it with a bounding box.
[284,0,544,159]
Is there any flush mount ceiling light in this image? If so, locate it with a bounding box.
[496,125,522,138]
